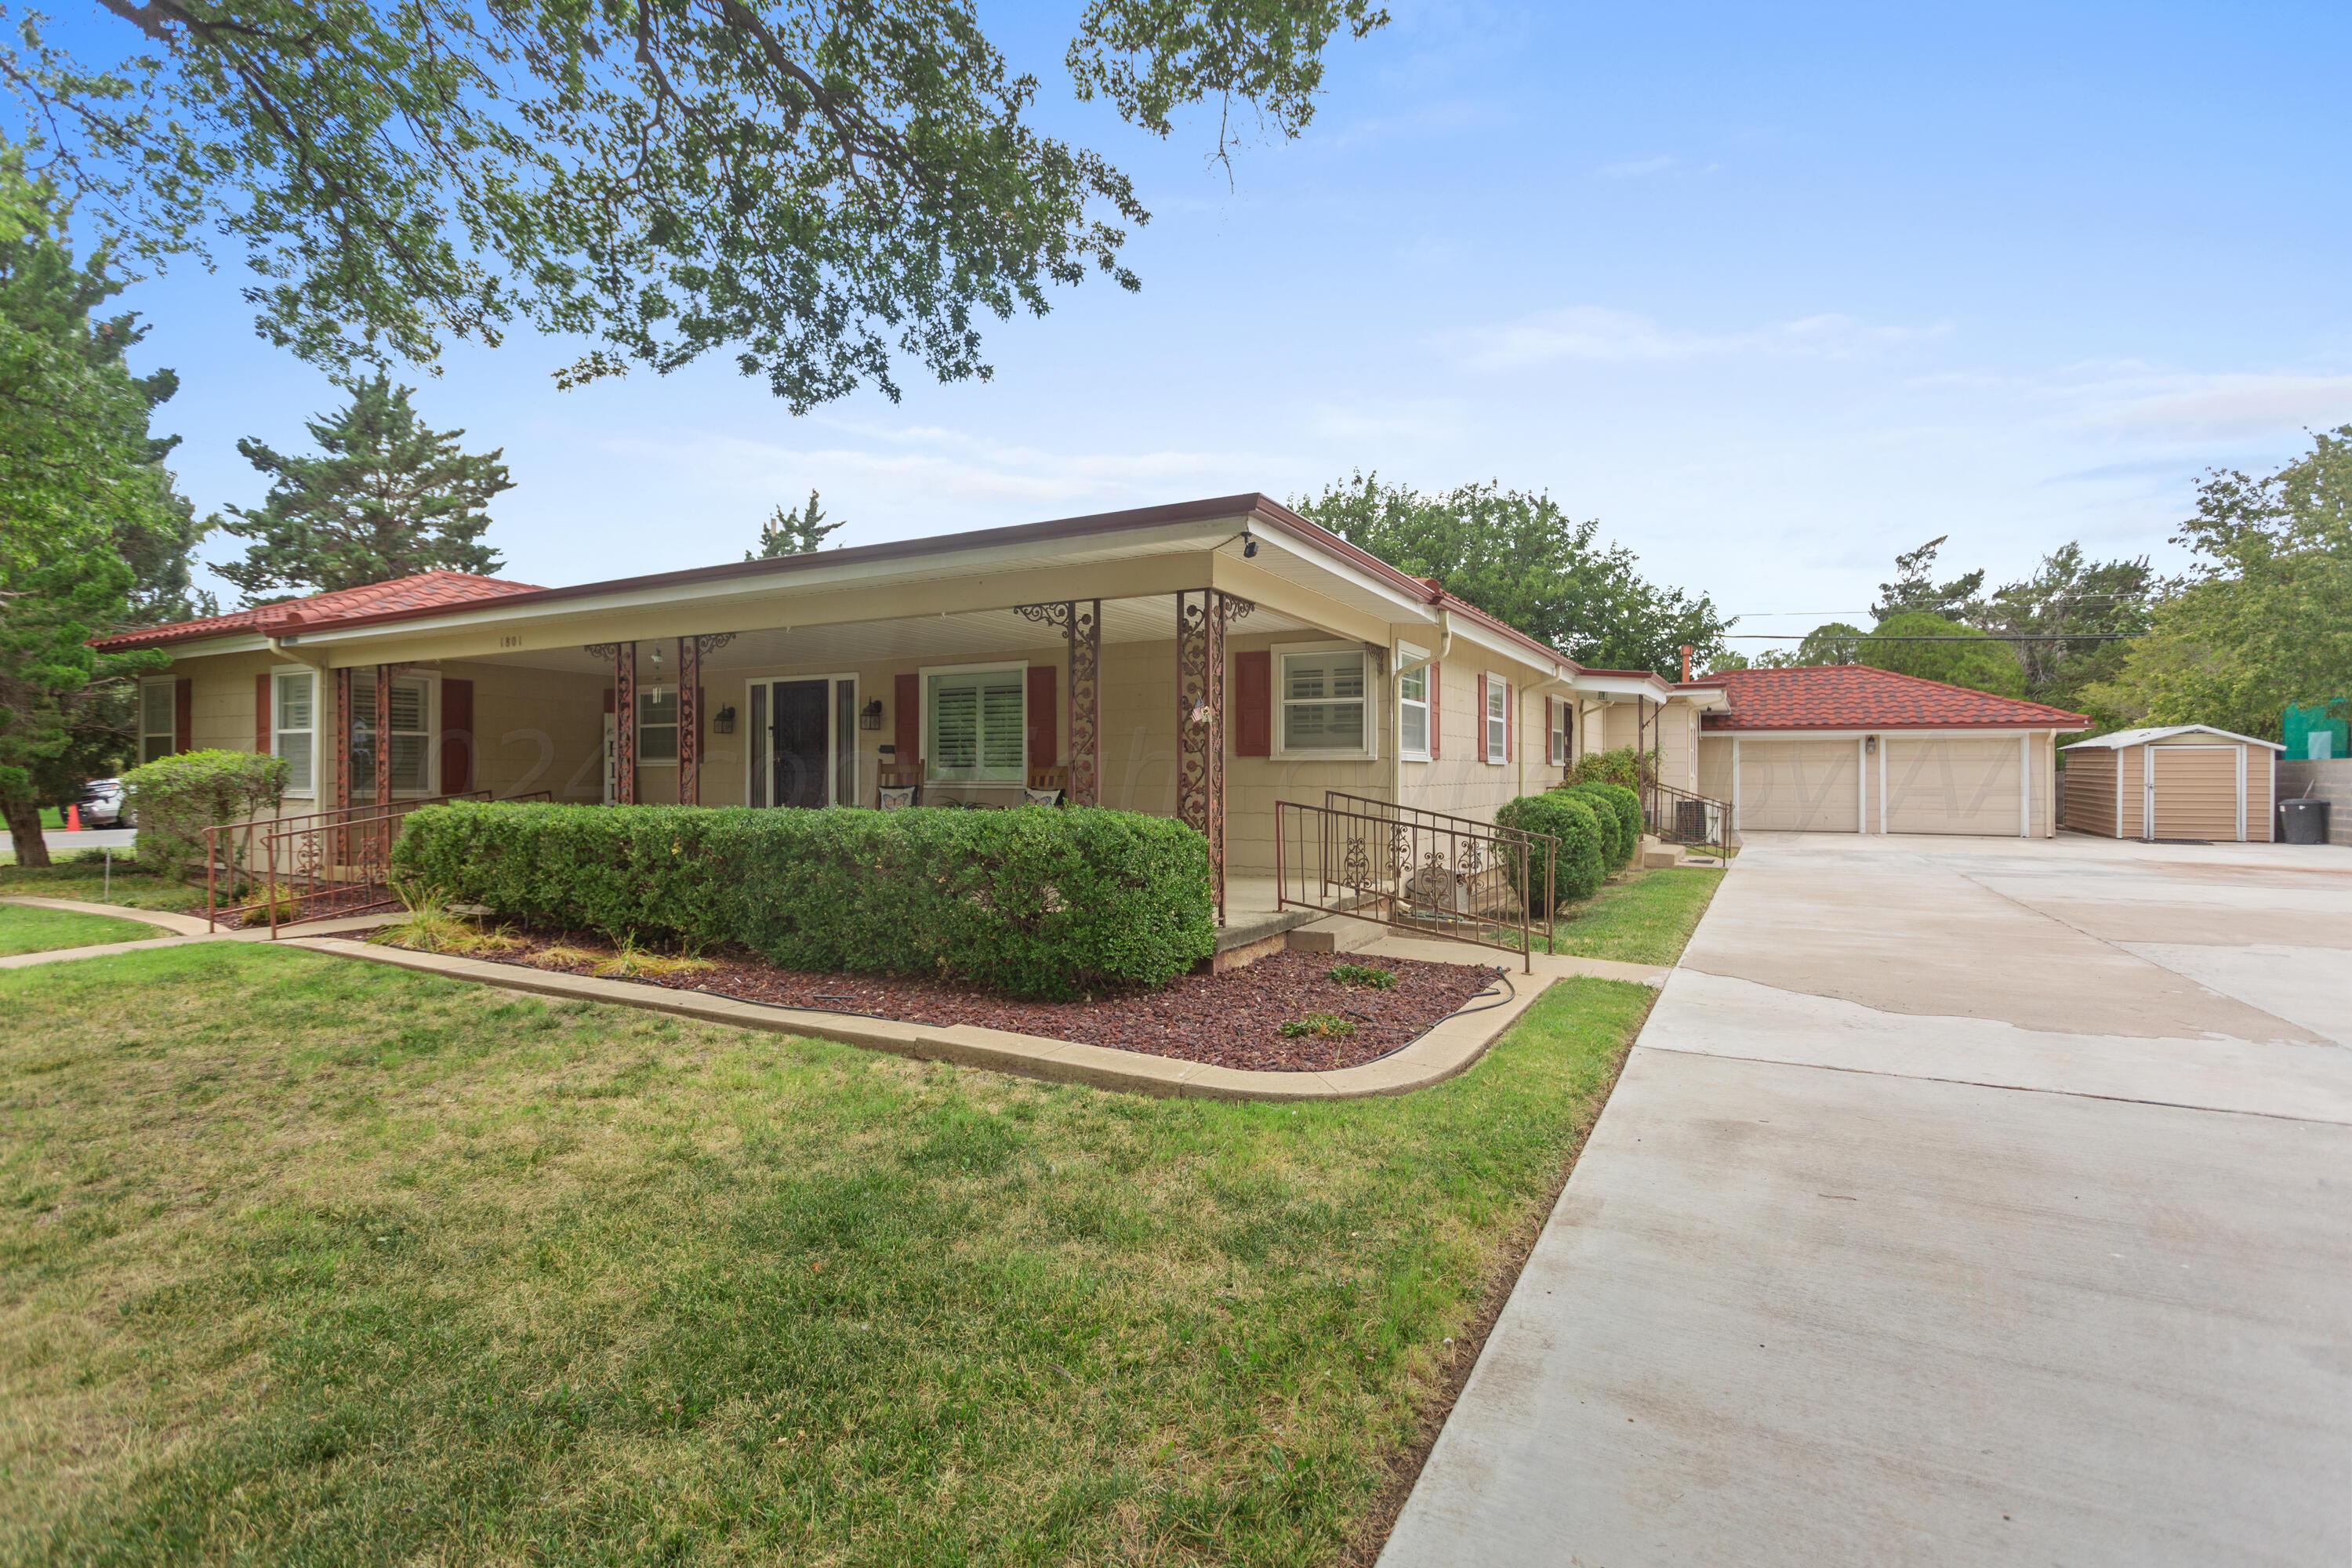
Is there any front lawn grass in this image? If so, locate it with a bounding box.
[0,858,203,913]
[0,903,164,956]
[1547,865,1726,965]
[0,943,1650,1566]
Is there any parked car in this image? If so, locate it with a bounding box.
[78,777,129,828]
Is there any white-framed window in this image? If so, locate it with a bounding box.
[138,680,176,764]
[273,668,318,796]
[926,664,1025,783]
[1398,664,1431,761]
[1548,696,1567,768]
[638,684,679,764]
[1278,647,1373,757]
[352,672,434,799]
[1483,674,1509,764]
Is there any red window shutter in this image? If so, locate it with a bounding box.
[602,688,615,714]
[1234,650,1272,757]
[256,673,272,753]
[894,672,920,762]
[1026,664,1056,769]
[441,677,474,795]
[173,678,193,753]
[1429,661,1441,760]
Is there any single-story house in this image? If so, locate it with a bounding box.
[2060,726,2281,843]
[1687,666,2091,837]
[96,495,1720,925]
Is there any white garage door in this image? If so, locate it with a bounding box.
[1884,737,2022,836]
[1739,740,1860,832]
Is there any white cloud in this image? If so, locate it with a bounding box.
[1302,397,1470,444]
[1453,306,1952,372]
[601,424,1267,514]
[2071,372,2352,437]
[1598,154,1679,179]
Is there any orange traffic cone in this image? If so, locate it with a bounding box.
[66,804,81,832]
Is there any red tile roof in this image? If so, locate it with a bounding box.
[92,571,546,650]
[1695,665,2089,731]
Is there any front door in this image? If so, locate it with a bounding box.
[769,680,831,808]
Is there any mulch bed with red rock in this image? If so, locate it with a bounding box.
[476,931,1505,1073]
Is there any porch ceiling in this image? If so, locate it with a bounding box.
[474,593,1319,675]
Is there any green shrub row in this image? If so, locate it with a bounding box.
[1558,781,1643,871]
[391,801,1217,1000]
[1494,791,1607,913]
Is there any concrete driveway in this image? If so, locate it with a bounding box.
[1382,832,2352,1568]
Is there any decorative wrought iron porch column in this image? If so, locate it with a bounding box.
[1176,589,1252,924]
[374,663,394,809]
[1016,599,1102,805]
[671,633,735,806]
[588,641,637,804]
[676,635,700,804]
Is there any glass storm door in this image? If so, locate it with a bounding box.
[749,677,855,808]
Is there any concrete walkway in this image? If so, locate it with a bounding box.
[1384,833,2352,1568]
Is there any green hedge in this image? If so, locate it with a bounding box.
[1569,745,1652,792]
[1495,791,1607,913]
[1560,781,1643,870]
[391,801,1216,1000]
[122,749,289,881]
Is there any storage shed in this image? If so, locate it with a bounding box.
[2060,726,2282,842]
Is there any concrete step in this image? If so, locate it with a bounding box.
[1287,913,1388,955]
[1640,840,1686,869]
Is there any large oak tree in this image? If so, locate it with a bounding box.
[2,0,1384,408]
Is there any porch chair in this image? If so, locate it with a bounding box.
[877,760,921,810]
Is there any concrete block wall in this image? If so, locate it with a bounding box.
[2277,760,2352,845]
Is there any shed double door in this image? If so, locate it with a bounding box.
[2146,745,2241,840]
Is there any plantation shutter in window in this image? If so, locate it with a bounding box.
[981,677,1024,775]
[933,681,980,771]
[1026,665,1056,771]
[894,673,920,762]
[441,678,474,795]
[1234,650,1271,757]
[389,679,428,793]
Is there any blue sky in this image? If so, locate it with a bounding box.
[93,0,2352,653]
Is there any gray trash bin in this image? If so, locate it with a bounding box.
[2279,798,2329,844]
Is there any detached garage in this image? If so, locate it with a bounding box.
[1689,666,2090,840]
[2060,726,2281,843]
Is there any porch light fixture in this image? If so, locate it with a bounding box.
[1240,526,1258,560]
[859,699,884,731]
[648,641,664,673]
[713,705,737,735]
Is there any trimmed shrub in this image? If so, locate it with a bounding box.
[1496,790,1607,913]
[1560,781,1642,871]
[122,749,289,881]
[1570,745,1653,792]
[392,801,1217,1000]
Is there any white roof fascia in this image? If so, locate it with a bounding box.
[1699,727,2067,742]
[289,519,1247,649]
[2063,724,2284,752]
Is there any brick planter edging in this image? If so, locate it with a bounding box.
[287,937,1560,1102]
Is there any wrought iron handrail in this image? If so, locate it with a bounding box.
[207,789,550,932]
[1646,779,1733,847]
[1274,797,1557,970]
[203,789,492,930]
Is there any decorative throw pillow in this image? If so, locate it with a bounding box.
[1022,787,1064,808]
[878,786,917,811]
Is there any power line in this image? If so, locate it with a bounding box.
[1726,632,2140,642]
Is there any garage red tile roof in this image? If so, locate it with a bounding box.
[1695,665,2089,731]
[92,571,546,650]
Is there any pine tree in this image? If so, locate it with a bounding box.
[0,147,190,866]
[217,374,512,599]
[746,488,846,559]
